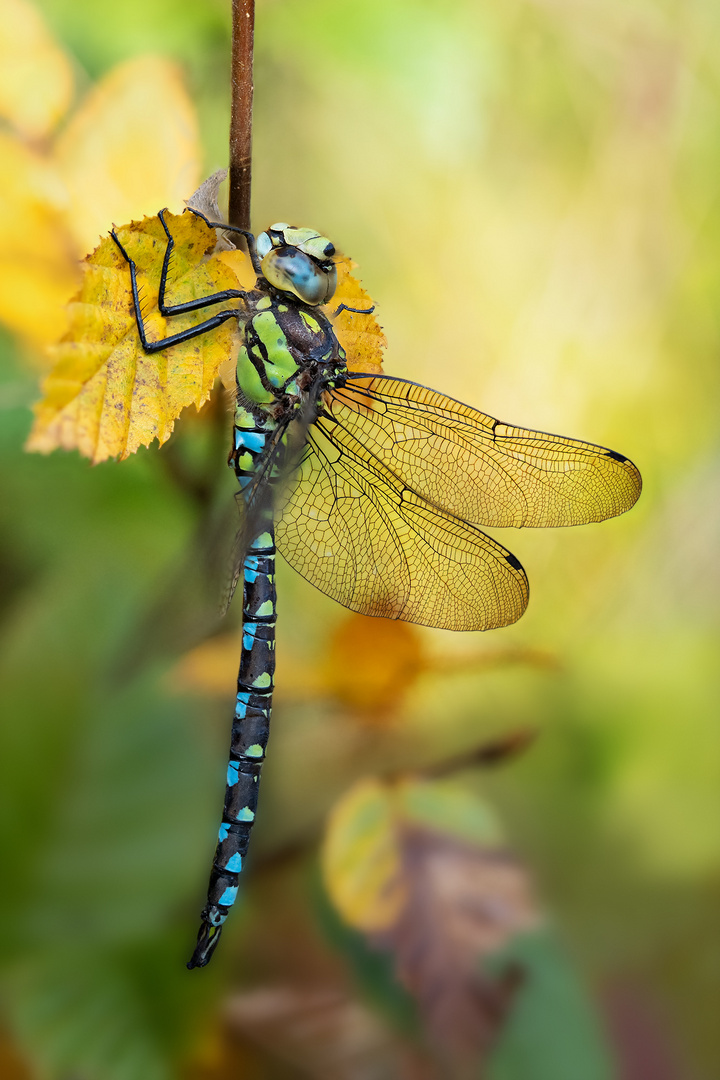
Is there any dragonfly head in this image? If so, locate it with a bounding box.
[256,223,337,306]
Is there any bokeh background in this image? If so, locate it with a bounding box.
[1,0,718,1076]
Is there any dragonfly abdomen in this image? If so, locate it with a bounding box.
[187,407,279,968]
[187,529,276,968]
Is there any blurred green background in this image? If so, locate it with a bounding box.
[1,0,718,1077]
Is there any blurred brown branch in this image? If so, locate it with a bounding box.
[228,0,254,229]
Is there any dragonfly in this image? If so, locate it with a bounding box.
[111,208,641,968]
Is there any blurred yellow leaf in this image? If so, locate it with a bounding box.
[173,633,251,700]
[0,0,74,139]
[322,777,405,934]
[54,56,201,255]
[325,257,385,373]
[27,211,249,462]
[0,35,205,352]
[324,775,540,1064]
[174,635,241,698]
[0,131,78,345]
[323,614,425,717]
[322,775,525,935]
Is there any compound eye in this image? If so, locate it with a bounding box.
[320,261,337,304]
[261,246,334,306]
[255,232,272,259]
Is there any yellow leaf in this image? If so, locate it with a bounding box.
[174,634,241,698]
[321,777,405,933]
[0,131,79,345]
[54,57,201,255]
[323,776,516,935]
[325,257,385,373]
[26,211,250,463]
[215,247,256,290]
[322,614,425,719]
[323,775,540,1059]
[0,0,74,139]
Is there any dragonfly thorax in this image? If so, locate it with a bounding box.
[236,294,346,412]
[256,223,337,306]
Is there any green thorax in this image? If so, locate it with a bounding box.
[236,292,346,410]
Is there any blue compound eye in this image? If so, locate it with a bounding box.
[261,246,337,305]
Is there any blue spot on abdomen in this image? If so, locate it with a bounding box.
[218,885,239,907]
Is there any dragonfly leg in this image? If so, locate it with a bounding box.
[110,226,246,354]
[156,209,250,316]
[186,207,263,274]
[331,302,376,318]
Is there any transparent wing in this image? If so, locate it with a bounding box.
[223,418,294,611]
[275,410,529,631]
[223,390,328,610]
[329,375,642,528]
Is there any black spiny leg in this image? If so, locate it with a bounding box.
[156,209,253,316]
[110,214,250,355]
[186,208,263,274]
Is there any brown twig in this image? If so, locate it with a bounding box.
[228,0,255,229]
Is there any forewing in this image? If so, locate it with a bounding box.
[274,411,528,631]
[331,376,641,529]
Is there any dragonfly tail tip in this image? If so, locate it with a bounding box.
[187,922,223,969]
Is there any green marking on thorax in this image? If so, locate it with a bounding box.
[234,405,256,429]
[254,310,299,388]
[254,310,288,356]
[237,345,274,405]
